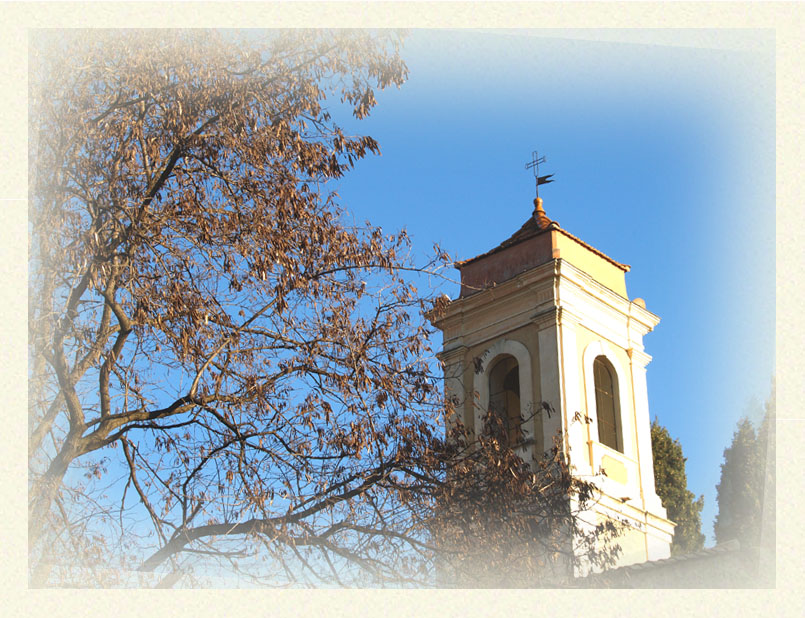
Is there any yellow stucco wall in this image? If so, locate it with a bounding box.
[599,513,649,566]
[456,322,545,450]
[552,231,628,297]
[571,323,639,463]
[433,222,674,571]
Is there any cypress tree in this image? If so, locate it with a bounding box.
[714,391,774,549]
[651,419,705,555]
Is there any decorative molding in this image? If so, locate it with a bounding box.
[626,347,652,369]
[437,344,467,366]
[530,306,558,330]
[558,306,583,327]
[529,301,585,332]
[472,338,535,461]
[439,260,556,319]
[558,286,655,354]
[582,340,634,460]
[433,250,672,568]
[557,260,658,332]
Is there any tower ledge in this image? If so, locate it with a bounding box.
[456,201,630,299]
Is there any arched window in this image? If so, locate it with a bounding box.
[488,355,521,445]
[593,356,622,452]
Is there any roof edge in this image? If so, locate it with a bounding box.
[555,227,630,272]
[455,221,630,273]
[455,220,557,268]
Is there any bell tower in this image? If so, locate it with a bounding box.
[430,169,674,569]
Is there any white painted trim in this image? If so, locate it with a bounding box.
[473,338,534,460]
[582,340,632,459]
[538,326,563,454]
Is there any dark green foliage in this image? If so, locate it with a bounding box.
[651,419,705,555]
[714,419,762,546]
[714,386,775,550]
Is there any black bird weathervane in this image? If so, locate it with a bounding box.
[525,150,555,227]
[525,151,554,199]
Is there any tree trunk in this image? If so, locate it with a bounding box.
[28,441,79,551]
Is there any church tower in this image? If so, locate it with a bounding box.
[430,172,674,570]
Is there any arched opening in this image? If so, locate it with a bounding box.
[593,355,622,452]
[488,355,521,446]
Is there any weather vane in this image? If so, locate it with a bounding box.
[524,150,554,199]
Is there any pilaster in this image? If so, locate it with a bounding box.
[628,347,666,516]
[535,314,562,454]
[438,345,468,429]
[431,215,674,570]
[555,309,591,476]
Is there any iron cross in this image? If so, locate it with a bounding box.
[525,151,554,198]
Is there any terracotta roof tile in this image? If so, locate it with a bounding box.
[581,539,742,583]
[456,212,630,272]
[454,215,554,268]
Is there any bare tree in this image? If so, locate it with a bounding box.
[29,29,621,588]
[421,406,624,588]
[29,28,439,586]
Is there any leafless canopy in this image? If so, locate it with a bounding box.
[29,29,620,588]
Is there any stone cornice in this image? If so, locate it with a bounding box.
[530,306,558,330]
[555,262,661,350]
[437,344,467,366]
[442,309,542,354]
[433,259,661,352]
[558,306,583,328]
[442,258,659,332]
[431,260,556,327]
[628,300,660,331]
[627,347,653,368]
[530,305,584,331]
[557,260,658,327]
[591,495,656,527]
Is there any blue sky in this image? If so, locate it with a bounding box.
[333,29,776,544]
